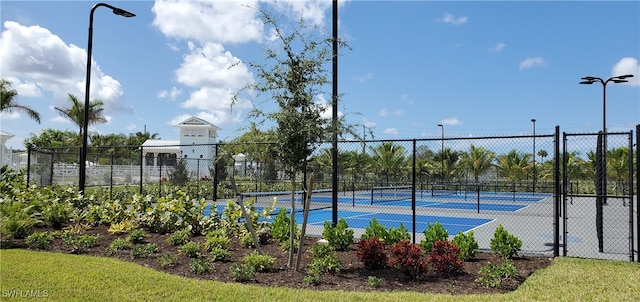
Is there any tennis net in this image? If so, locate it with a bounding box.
[431,184,459,197]
[241,188,334,213]
[370,185,413,205]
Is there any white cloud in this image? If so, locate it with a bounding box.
[126,123,137,131]
[440,117,462,126]
[612,57,640,86]
[0,21,127,116]
[158,87,183,101]
[489,42,506,52]
[436,13,468,25]
[378,108,388,117]
[152,0,263,44]
[268,0,333,27]
[354,72,373,83]
[383,128,398,135]
[519,57,547,70]
[173,42,254,125]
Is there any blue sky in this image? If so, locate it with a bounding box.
[1,0,639,150]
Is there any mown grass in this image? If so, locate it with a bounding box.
[1,249,638,301]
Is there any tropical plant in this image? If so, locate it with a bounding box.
[458,144,495,183]
[0,78,41,123]
[53,94,107,145]
[370,142,407,184]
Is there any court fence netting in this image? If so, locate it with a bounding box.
[20,125,640,262]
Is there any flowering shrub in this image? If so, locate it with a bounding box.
[356,237,388,269]
[388,240,427,280]
[428,240,464,275]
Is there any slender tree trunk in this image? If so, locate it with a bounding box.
[287,175,296,268]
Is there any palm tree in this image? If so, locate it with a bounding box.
[537,149,548,163]
[436,147,461,183]
[370,142,407,185]
[496,150,532,186]
[459,144,495,183]
[1,78,41,123]
[54,94,107,145]
[607,147,631,195]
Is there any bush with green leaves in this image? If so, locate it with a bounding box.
[41,199,71,230]
[367,276,383,288]
[158,253,178,269]
[360,218,388,244]
[452,230,479,260]
[271,208,293,243]
[230,263,255,282]
[179,241,202,258]
[420,222,448,253]
[106,238,133,255]
[490,224,522,259]
[242,251,276,272]
[25,231,54,250]
[304,243,342,285]
[189,257,211,275]
[61,233,99,254]
[387,223,411,246]
[475,260,518,288]
[209,247,232,262]
[167,228,191,246]
[131,243,158,258]
[0,201,42,239]
[204,232,230,251]
[321,217,354,251]
[240,231,255,248]
[127,229,146,244]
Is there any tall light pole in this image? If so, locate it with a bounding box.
[531,118,536,195]
[79,3,135,193]
[437,124,444,183]
[579,74,634,206]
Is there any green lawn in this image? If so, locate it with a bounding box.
[1,249,639,301]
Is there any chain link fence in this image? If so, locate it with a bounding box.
[24,126,639,261]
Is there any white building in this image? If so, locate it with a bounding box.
[141,116,220,179]
[0,130,14,168]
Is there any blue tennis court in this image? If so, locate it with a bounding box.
[204,205,492,235]
[295,209,492,234]
[295,196,527,212]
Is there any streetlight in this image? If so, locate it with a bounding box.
[79,3,135,193]
[437,124,444,183]
[531,118,536,195]
[579,74,634,205]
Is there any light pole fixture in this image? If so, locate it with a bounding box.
[531,118,536,195]
[579,74,634,205]
[79,3,135,193]
[437,124,444,183]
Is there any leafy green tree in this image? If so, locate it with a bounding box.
[1,78,41,123]
[496,150,532,185]
[370,142,407,185]
[54,94,107,145]
[170,158,190,186]
[537,149,548,163]
[459,144,495,183]
[436,147,461,182]
[607,147,631,194]
[235,9,349,268]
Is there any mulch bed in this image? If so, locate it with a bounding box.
[8,225,554,295]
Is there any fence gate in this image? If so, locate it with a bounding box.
[26,147,54,187]
[562,130,636,261]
